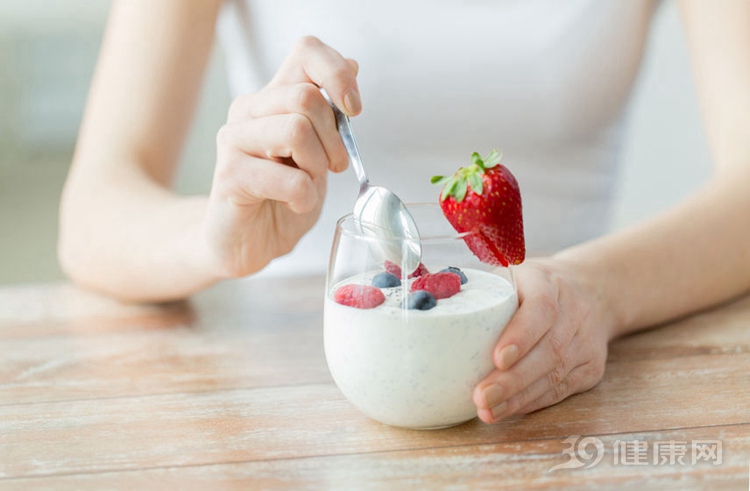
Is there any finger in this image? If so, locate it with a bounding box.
[481,347,585,423]
[516,360,605,416]
[483,366,575,422]
[473,319,577,411]
[227,84,349,172]
[492,268,560,371]
[217,114,329,180]
[476,363,582,424]
[217,154,319,214]
[270,36,361,116]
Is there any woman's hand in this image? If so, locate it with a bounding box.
[200,36,360,278]
[473,258,616,423]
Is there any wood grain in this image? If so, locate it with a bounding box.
[1,278,749,489]
[0,277,329,404]
[2,425,747,490]
[0,276,325,338]
[0,322,329,405]
[1,353,748,478]
[609,294,750,362]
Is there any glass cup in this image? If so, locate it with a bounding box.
[324,203,518,429]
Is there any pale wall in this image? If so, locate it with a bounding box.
[0,1,712,284]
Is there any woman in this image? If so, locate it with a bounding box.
[58,0,750,424]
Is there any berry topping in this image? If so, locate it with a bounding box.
[372,272,401,288]
[432,149,525,266]
[383,260,429,279]
[333,284,386,309]
[439,266,468,284]
[409,263,430,279]
[405,290,437,311]
[383,260,402,277]
[410,272,461,300]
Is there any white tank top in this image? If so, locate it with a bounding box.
[217,0,657,276]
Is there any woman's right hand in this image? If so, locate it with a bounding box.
[199,36,360,278]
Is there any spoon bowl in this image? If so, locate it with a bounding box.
[320,88,422,273]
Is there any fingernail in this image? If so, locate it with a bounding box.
[499,345,519,370]
[482,384,504,408]
[343,89,361,114]
[491,401,508,419]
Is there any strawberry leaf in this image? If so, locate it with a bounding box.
[435,149,506,202]
[454,176,468,202]
[441,178,458,201]
[471,152,485,170]
[468,172,483,195]
[483,149,502,168]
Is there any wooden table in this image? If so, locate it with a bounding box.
[1,276,749,490]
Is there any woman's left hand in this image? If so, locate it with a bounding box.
[473,258,616,423]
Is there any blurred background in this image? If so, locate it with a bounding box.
[0,0,711,285]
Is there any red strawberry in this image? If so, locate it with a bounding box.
[383,260,429,279]
[410,272,461,300]
[334,284,386,309]
[432,150,525,266]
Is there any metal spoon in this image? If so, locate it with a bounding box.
[320,88,422,273]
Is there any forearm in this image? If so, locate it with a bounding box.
[59,164,221,302]
[555,171,750,339]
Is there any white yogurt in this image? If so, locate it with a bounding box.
[324,268,518,429]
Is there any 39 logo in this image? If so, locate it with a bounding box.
[548,435,604,472]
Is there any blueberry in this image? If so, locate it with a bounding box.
[406,290,437,310]
[439,266,468,284]
[372,272,401,288]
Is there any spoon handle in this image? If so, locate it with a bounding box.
[319,88,369,193]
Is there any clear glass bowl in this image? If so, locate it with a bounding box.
[324,203,518,429]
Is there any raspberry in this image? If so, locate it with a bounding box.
[408,263,430,279]
[333,284,386,309]
[439,266,468,284]
[383,260,402,277]
[383,261,428,279]
[410,272,461,300]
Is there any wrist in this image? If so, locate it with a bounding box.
[194,197,280,280]
[178,196,226,286]
[544,250,626,342]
